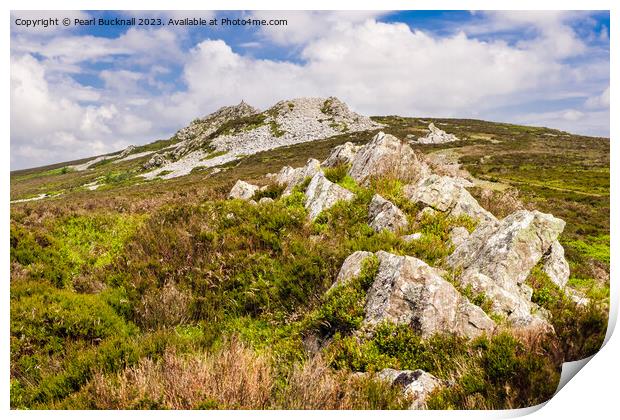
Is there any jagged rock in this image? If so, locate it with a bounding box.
[322,142,361,167]
[118,145,136,159]
[447,210,565,328]
[414,123,459,144]
[304,172,355,220]
[449,227,470,248]
[364,251,495,338]
[377,368,443,410]
[542,240,570,288]
[143,153,168,170]
[272,158,322,195]
[404,175,495,223]
[228,180,259,200]
[258,197,274,205]
[332,251,374,288]
[368,194,409,233]
[402,232,423,242]
[348,132,430,186]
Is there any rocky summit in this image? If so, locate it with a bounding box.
[142,96,382,179]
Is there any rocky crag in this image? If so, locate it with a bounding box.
[142,97,382,179]
[227,130,577,409]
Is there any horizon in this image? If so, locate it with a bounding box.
[10,10,610,170]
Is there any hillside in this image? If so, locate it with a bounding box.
[10,97,609,409]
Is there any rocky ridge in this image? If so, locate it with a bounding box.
[142,97,382,179]
[227,130,573,408]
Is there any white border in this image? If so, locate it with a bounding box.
[2,1,616,419]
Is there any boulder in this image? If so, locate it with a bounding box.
[272,158,322,195]
[228,180,260,200]
[332,251,374,288]
[304,172,355,220]
[322,142,361,167]
[118,145,136,159]
[402,232,423,242]
[447,210,565,327]
[258,197,274,205]
[449,226,470,248]
[414,123,459,144]
[143,153,168,170]
[404,175,495,223]
[368,194,409,233]
[364,251,495,338]
[348,132,430,186]
[542,240,570,288]
[377,368,443,410]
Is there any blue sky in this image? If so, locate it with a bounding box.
[10,10,610,169]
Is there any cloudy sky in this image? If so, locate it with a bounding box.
[10,10,610,170]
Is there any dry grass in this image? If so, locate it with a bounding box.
[136,282,193,330]
[83,338,409,410]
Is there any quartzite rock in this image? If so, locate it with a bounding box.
[364,251,495,338]
[304,172,355,220]
[228,180,260,200]
[368,194,409,233]
[376,368,443,410]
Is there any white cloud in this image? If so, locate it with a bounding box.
[585,87,610,109]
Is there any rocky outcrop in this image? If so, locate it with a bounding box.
[404,175,496,223]
[322,142,361,167]
[332,251,374,288]
[143,153,168,170]
[364,251,495,338]
[447,210,565,328]
[228,180,260,200]
[402,232,423,243]
[377,368,443,409]
[270,158,322,195]
[542,240,570,288]
[118,145,137,159]
[304,173,355,220]
[348,132,430,186]
[368,194,409,233]
[414,123,459,144]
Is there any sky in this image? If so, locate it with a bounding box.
[10,10,610,170]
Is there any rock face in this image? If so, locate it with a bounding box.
[332,251,374,288]
[377,368,443,409]
[414,123,459,144]
[542,240,570,288]
[348,132,430,186]
[118,145,137,159]
[304,172,355,220]
[271,158,322,195]
[368,194,409,233]
[364,251,495,338]
[449,227,470,248]
[404,175,496,223]
[322,142,361,167]
[228,180,259,200]
[447,210,565,327]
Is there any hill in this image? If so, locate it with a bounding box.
[10,97,609,409]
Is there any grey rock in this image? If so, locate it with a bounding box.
[332,251,374,288]
[414,123,459,144]
[364,251,495,339]
[304,172,355,220]
[118,145,137,159]
[449,226,470,248]
[368,194,409,233]
[377,368,443,410]
[417,207,437,220]
[447,210,565,328]
[348,132,430,186]
[272,158,322,195]
[322,142,361,167]
[143,153,168,170]
[228,180,260,200]
[542,240,570,288]
[404,175,495,223]
[258,197,274,205]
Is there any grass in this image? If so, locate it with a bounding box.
[9,115,609,409]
